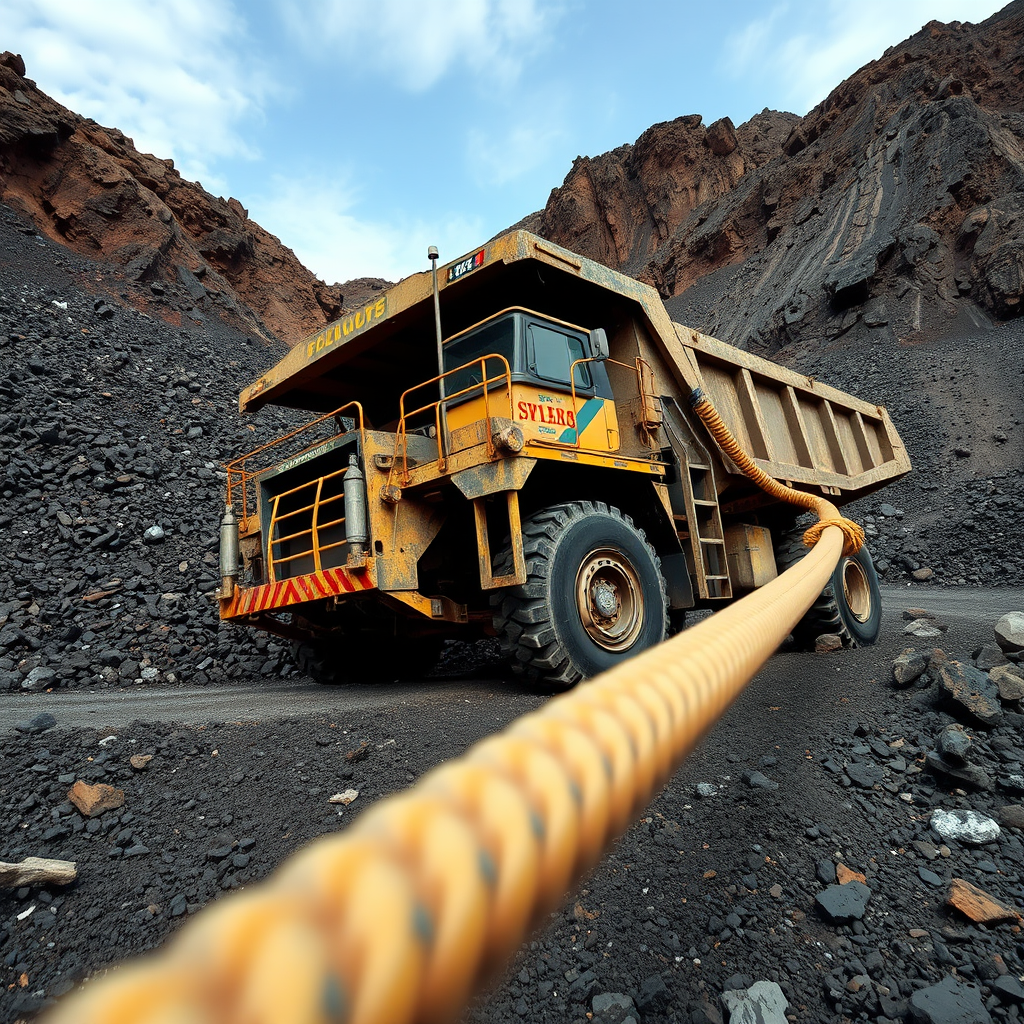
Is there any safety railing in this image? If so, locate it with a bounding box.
[519,353,656,458]
[225,401,365,522]
[558,354,658,453]
[266,465,349,583]
[386,354,513,490]
[44,393,867,1024]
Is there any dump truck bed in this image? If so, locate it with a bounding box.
[240,230,909,506]
[671,325,906,499]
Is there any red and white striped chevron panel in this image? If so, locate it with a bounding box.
[222,566,375,619]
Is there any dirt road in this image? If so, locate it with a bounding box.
[5,586,1019,732]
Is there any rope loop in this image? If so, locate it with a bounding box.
[802,516,864,556]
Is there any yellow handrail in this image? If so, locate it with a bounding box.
[266,468,350,583]
[311,476,325,573]
[388,354,513,489]
[265,493,282,583]
[225,402,364,521]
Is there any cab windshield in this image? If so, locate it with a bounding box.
[442,317,515,399]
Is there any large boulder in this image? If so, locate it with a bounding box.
[936,661,1002,725]
[909,973,991,1023]
[995,612,1024,654]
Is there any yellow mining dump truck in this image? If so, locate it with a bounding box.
[217,231,911,686]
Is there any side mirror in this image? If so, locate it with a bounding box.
[589,327,609,361]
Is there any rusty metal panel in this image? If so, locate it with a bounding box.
[372,497,446,591]
[753,381,796,466]
[451,457,537,500]
[797,396,838,475]
[833,408,865,475]
[735,368,772,460]
[867,414,895,464]
[671,323,910,500]
[700,362,757,455]
[724,524,777,591]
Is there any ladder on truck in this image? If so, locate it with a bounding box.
[663,399,733,601]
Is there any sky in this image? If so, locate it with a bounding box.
[2,0,1007,285]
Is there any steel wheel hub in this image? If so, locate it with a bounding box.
[575,548,644,651]
[842,558,872,623]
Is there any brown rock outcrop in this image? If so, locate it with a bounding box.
[0,51,375,344]
[531,3,1024,355]
[536,110,797,276]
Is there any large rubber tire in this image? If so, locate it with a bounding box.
[491,501,669,690]
[292,636,443,685]
[775,525,882,648]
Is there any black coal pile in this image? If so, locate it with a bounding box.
[0,709,467,1022]
[782,311,1024,591]
[0,203,304,693]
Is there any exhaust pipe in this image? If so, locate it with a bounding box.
[218,504,239,599]
[429,244,451,460]
[344,452,368,558]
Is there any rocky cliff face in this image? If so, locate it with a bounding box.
[0,51,386,344]
[533,2,1024,357]
[529,110,798,276]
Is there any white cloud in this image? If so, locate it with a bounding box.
[465,113,566,188]
[275,0,558,91]
[246,174,485,284]
[0,0,269,187]
[725,0,1007,114]
[729,3,790,71]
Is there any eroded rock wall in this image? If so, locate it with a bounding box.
[533,3,1024,355]
[0,51,385,344]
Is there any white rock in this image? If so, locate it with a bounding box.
[904,620,942,638]
[995,611,1024,653]
[721,980,789,1024]
[98,735,118,747]
[931,808,1001,845]
[328,789,359,805]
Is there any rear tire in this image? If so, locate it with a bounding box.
[775,524,882,648]
[491,501,669,690]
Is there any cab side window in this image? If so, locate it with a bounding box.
[527,324,592,389]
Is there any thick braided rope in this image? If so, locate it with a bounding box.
[690,390,864,556]
[44,524,847,1024]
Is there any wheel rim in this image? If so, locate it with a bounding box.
[575,548,644,651]
[842,558,872,623]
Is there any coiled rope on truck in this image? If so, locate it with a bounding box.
[689,388,864,556]
[45,396,858,1024]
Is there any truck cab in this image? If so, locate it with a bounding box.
[442,309,613,449]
